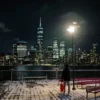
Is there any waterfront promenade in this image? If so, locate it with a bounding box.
[0,80,100,100]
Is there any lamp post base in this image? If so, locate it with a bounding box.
[72,87,76,90]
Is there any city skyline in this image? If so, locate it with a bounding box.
[0,0,100,53]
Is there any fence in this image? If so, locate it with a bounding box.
[74,69,100,78]
[0,69,100,81]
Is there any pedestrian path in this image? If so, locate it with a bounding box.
[0,80,100,100]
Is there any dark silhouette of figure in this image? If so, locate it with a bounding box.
[61,63,71,96]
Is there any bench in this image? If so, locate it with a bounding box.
[75,78,100,88]
[86,86,100,99]
[22,75,47,80]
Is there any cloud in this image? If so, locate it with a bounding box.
[0,22,12,32]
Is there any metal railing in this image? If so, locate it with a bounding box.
[0,69,100,81]
[0,69,62,81]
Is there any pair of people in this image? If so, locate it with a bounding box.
[61,63,71,96]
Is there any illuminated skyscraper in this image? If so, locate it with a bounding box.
[13,44,17,57]
[13,38,19,58]
[17,41,27,60]
[53,38,59,60]
[37,17,43,52]
[47,45,53,62]
[37,17,43,60]
[60,41,65,58]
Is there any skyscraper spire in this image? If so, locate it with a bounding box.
[39,17,42,28]
[37,17,43,60]
[37,16,43,50]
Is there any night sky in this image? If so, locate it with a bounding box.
[0,0,100,53]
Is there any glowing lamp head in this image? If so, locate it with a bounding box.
[67,26,75,33]
[73,22,77,25]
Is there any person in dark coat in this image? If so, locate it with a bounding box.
[61,63,71,96]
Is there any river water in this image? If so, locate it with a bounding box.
[1,65,100,81]
[2,65,62,81]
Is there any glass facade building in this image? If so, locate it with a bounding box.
[53,38,59,59]
[37,17,43,51]
[60,41,65,58]
[13,44,17,57]
[17,41,27,60]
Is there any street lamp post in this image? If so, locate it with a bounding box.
[67,24,77,90]
[72,34,76,90]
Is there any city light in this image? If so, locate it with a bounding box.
[67,26,75,34]
[73,22,77,25]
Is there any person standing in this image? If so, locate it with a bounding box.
[61,63,71,96]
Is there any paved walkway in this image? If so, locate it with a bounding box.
[0,80,100,100]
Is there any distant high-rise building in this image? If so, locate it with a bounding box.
[30,46,37,55]
[37,17,44,60]
[60,41,65,58]
[34,43,39,51]
[17,41,27,60]
[13,44,17,57]
[92,43,97,54]
[67,48,72,57]
[47,45,53,61]
[13,38,20,58]
[37,17,43,51]
[53,38,59,60]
